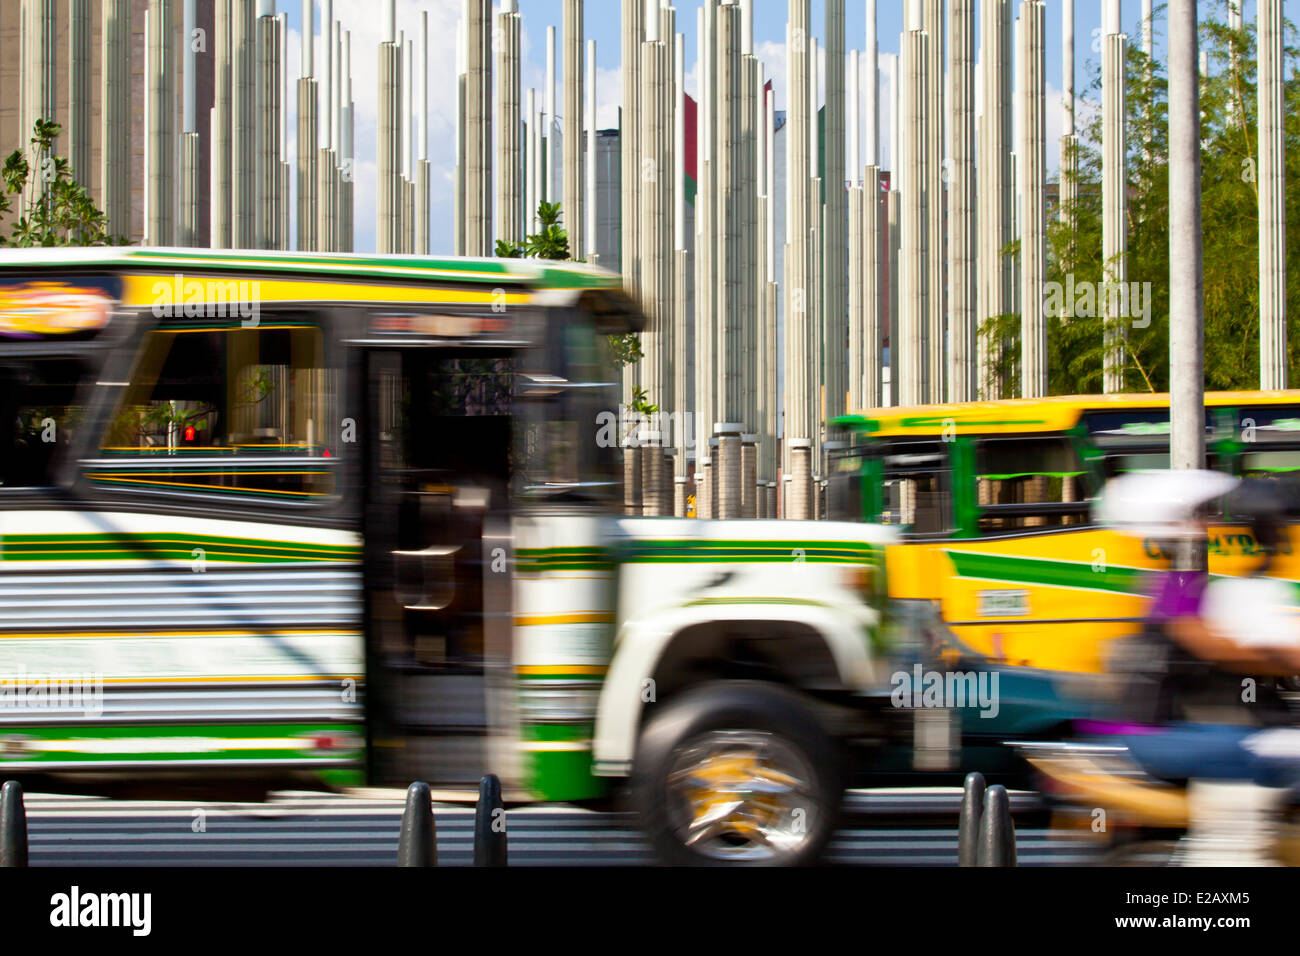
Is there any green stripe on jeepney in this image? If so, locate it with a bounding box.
[117,249,624,291]
[944,550,1144,594]
[946,551,1300,602]
[0,533,360,563]
[521,723,605,802]
[516,547,609,572]
[620,539,883,564]
[683,597,834,609]
[0,721,362,762]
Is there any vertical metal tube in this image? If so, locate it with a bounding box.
[1259,0,1288,388]
[948,0,977,402]
[563,0,584,257]
[1168,0,1206,518]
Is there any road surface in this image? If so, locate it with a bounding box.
[22,788,1101,866]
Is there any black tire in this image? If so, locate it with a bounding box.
[632,680,844,866]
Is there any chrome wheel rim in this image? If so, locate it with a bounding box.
[664,730,818,862]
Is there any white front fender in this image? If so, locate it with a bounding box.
[591,600,878,777]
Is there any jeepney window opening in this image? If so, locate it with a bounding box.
[875,439,953,536]
[95,311,340,503]
[0,355,89,489]
[1232,405,1300,444]
[1229,405,1300,519]
[973,435,1092,534]
[826,445,865,522]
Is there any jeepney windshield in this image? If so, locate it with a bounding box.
[513,305,622,504]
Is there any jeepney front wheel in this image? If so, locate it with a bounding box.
[632,680,844,866]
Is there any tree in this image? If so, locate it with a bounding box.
[1,119,122,247]
[983,7,1300,395]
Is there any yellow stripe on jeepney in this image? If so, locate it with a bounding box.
[844,390,1300,438]
[514,613,614,627]
[120,274,531,309]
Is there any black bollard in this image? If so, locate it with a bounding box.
[474,773,508,867]
[0,780,28,867]
[957,772,986,867]
[976,784,1017,867]
[396,781,437,867]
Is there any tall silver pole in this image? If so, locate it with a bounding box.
[900,25,929,407]
[850,50,859,187]
[145,0,175,246]
[1168,0,1205,575]
[545,24,556,204]
[322,0,332,149]
[865,0,878,167]
[377,0,401,253]
[496,1,522,246]
[948,0,976,402]
[68,0,92,190]
[102,0,133,240]
[1018,1,1047,398]
[463,0,491,256]
[563,0,584,257]
[1060,0,1077,230]
[586,38,598,259]
[178,0,200,246]
[1259,0,1288,389]
[824,0,847,435]
[785,0,813,518]
[1102,1,1128,392]
[297,0,318,250]
[621,0,645,303]
[415,12,430,255]
[923,0,945,401]
[673,30,688,508]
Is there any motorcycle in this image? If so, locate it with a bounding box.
[1015,731,1300,866]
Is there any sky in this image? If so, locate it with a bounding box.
[274,1,1282,255]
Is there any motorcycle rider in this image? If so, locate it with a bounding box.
[1118,479,1299,785]
[1115,478,1300,864]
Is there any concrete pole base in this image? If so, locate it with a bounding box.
[741,435,758,519]
[698,459,711,519]
[787,439,813,520]
[639,432,663,516]
[623,445,643,516]
[716,424,743,520]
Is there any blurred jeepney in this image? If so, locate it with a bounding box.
[0,247,931,865]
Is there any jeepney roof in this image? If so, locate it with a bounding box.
[832,391,1300,438]
[0,247,643,333]
[0,247,622,290]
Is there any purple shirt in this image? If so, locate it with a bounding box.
[1147,570,1208,621]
